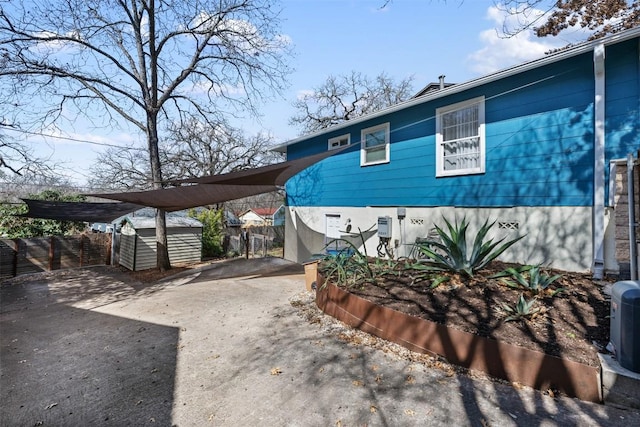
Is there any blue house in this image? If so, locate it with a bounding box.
[275,27,640,277]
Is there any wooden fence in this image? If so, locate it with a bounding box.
[0,233,112,280]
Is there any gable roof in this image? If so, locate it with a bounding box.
[252,207,278,217]
[273,26,640,153]
[239,207,277,219]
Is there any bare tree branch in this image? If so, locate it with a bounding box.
[289,71,415,134]
[497,0,640,40]
[0,0,292,269]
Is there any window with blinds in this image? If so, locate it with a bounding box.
[436,96,485,177]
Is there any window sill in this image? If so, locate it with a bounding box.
[436,168,485,177]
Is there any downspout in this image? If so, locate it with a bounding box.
[592,43,606,279]
[628,153,638,280]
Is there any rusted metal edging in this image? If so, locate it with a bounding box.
[316,282,601,403]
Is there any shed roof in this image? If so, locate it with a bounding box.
[124,216,202,230]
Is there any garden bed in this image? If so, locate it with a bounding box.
[315,261,613,403]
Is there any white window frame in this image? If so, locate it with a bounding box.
[360,123,390,166]
[328,134,350,151]
[435,96,485,177]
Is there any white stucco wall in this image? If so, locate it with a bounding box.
[285,206,602,273]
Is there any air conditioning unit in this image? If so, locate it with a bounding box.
[610,280,640,373]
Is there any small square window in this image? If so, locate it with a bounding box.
[328,134,350,151]
[361,123,390,166]
[436,96,485,177]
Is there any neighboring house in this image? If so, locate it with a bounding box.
[225,210,243,227]
[239,207,279,227]
[275,27,640,277]
[119,216,203,271]
[273,204,286,226]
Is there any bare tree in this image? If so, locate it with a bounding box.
[88,118,283,190]
[497,0,640,40]
[88,146,152,191]
[0,129,55,177]
[289,71,414,134]
[0,0,291,270]
[162,118,283,180]
[0,171,77,203]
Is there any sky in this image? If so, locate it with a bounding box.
[8,0,592,187]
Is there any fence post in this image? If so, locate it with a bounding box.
[79,235,85,267]
[49,236,55,271]
[12,239,19,277]
[244,230,250,259]
[263,235,267,257]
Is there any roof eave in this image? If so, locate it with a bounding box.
[272,26,640,153]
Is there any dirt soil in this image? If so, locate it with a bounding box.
[321,260,613,367]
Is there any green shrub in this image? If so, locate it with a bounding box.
[189,208,224,258]
[501,294,541,322]
[0,190,86,238]
[416,216,524,277]
[491,265,563,296]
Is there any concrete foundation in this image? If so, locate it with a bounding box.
[599,353,640,410]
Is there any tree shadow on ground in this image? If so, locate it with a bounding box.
[1,279,179,426]
[271,292,639,426]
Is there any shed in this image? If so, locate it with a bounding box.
[119,216,203,271]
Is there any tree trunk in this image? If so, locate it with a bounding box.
[148,113,171,271]
[156,208,171,271]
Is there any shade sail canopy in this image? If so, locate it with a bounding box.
[92,148,345,211]
[92,183,278,212]
[18,148,346,221]
[20,199,145,223]
[167,149,340,186]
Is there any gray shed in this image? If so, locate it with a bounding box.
[119,216,203,271]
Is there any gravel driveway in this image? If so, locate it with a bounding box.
[1,257,639,426]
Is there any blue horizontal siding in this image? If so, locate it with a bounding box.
[286,38,639,209]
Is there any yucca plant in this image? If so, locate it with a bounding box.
[493,265,563,296]
[501,294,542,322]
[416,216,524,277]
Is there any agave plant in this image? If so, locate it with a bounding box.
[502,294,541,322]
[492,265,563,296]
[416,216,524,278]
[319,226,375,288]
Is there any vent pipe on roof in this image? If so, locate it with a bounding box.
[439,75,445,89]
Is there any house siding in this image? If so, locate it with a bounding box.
[286,52,598,209]
[282,32,640,273]
[604,39,640,182]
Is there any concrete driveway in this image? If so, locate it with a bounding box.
[1,257,639,426]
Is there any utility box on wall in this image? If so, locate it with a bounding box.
[610,280,640,373]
